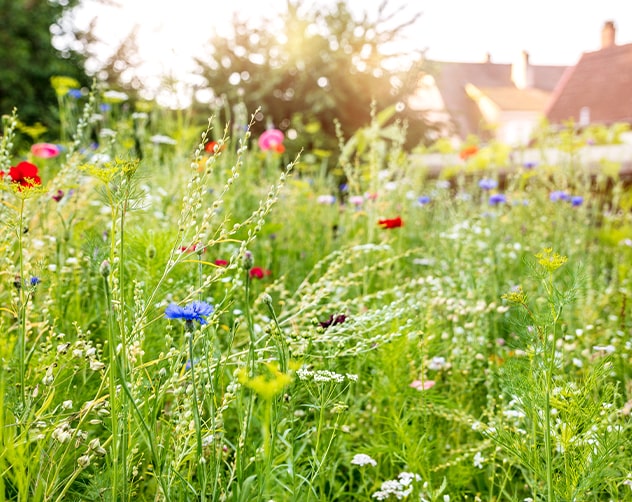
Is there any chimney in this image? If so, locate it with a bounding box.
[483,52,492,63]
[601,20,616,49]
[511,50,533,89]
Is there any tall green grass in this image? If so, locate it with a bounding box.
[0,87,630,501]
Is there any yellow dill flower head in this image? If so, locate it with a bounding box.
[50,76,81,97]
[535,248,568,273]
[502,285,527,305]
[238,362,292,401]
[79,158,139,184]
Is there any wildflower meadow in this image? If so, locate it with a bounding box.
[1,82,631,502]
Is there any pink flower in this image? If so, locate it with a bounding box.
[31,143,61,159]
[349,195,364,206]
[409,379,435,391]
[258,129,284,152]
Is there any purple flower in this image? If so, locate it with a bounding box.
[571,196,584,206]
[67,89,83,99]
[550,191,570,202]
[165,301,214,325]
[417,195,431,205]
[488,194,506,205]
[523,161,538,169]
[478,178,498,190]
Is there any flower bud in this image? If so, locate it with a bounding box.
[100,260,111,277]
[242,250,254,271]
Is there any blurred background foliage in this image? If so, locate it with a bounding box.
[1,0,437,163]
[193,1,434,157]
[0,0,90,139]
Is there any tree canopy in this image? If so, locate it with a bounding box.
[0,0,90,138]
[194,0,432,161]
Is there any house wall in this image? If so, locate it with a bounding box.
[495,111,542,145]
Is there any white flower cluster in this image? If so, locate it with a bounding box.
[150,134,177,145]
[372,472,421,500]
[427,356,449,371]
[351,453,377,467]
[296,366,358,383]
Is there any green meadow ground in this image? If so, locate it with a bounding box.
[0,94,631,501]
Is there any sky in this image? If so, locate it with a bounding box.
[71,0,632,104]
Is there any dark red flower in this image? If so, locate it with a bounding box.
[214,259,229,266]
[179,243,205,253]
[2,161,41,188]
[319,314,346,329]
[249,267,271,279]
[378,216,403,229]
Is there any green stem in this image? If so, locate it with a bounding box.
[237,270,256,484]
[17,198,26,409]
[187,322,207,501]
[104,273,120,501]
[543,275,563,502]
[264,299,287,373]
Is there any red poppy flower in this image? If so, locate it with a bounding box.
[378,216,403,229]
[249,267,271,279]
[204,141,224,153]
[1,161,41,188]
[459,145,478,160]
[214,259,229,266]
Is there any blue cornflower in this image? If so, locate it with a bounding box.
[523,161,538,169]
[418,195,431,205]
[67,88,83,99]
[478,178,498,190]
[550,190,570,202]
[165,301,214,325]
[488,193,506,205]
[571,196,584,206]
[30,276,41,286]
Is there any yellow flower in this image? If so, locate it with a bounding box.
[238,362,292,401]
[79,158,139,184]
[535,248,567,273]
[50,76,81,97]
[502,285,527,305]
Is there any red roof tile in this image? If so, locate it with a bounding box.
[546,43,632,124]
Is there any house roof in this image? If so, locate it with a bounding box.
[475,86,552,111]
[546,43,632,124]
[430,61,567,139]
